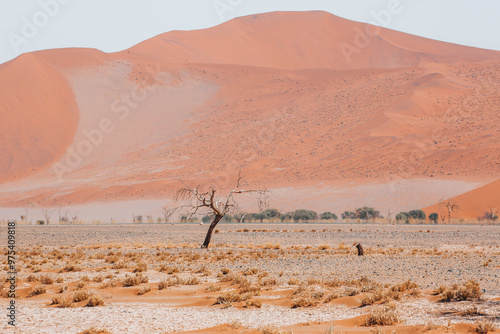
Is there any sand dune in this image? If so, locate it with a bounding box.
[0,11,498,216]
[423,179,500,219]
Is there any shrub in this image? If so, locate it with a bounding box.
[291,297,318,308]
[39,274,54,285]
[137,286,152,295]
[320,212,338,220]
[456,280,482,300]
[73,290,92,302]
[87,295,105,307]
[260,324,286,334]
[364,307,399,326]
[408,210,426,220]
[27,285,46,297]
[245,298,262,308]
[52,294,73,308]
[395,212,409,223]
[476,319,496,334]
[133,262,147,273]
[429,213,439,223]
[293,209,318,222]
[183,276,200,285]
[205,284,221,292]
[63,263,82,272]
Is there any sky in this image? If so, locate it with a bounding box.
[1,0,499,65]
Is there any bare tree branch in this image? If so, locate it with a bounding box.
[166,172,269,248]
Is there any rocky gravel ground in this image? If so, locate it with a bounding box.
[0,223,498,334]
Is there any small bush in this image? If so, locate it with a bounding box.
[39,275,54,285]
[183,276,200,285]
[205,284,221,292]
[63,263,82,272]
[87,295,105,307]
[160,265,180,274]
[456,280,482,300]
[291,297,318,308]
[133,262,147,273]
[51,294,73,307]
[76,281,86,289]
[245,298,262,308]
[73,290,92,302]
[476,319,496,334]
[138,286,152,295]
[364,307,399,326]
[27,285,46,297]
[260,324,286,334]
[216,290,248,304]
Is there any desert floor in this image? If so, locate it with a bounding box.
[1,223,499,334]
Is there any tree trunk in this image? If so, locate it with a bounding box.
[356,243,364,256]
[201,215,223,248]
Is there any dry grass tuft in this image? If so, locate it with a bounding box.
[439,280,482,302]
[122,274,148,287]
[137,286,152,295]
[364,306,399,326]
[73,290,92,302]
[476,318,497,334]
[51,294,73,308]
[259,324,290,334]
[205,284,221,292]
[291,296,318,308]
[38,274,54,285]
[133,262,148,273]
[63,263,82,272]
[183,276,200,285]
[245,298,262,308]
[27,285,46,297]
[87,295,105,307]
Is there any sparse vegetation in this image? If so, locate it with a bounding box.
[27,285,46,297]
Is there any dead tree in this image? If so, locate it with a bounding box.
[171,172,269,248]
[486,205,498,222]
[356,243,364,256]
[439,199,460,223]
[42,209,55,225]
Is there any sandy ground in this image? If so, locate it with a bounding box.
[0,223,499,334]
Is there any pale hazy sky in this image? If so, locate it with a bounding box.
[1,0,499,65]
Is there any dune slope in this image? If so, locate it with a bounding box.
[0,11,498,216]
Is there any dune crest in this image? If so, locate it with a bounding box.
[0,11,498,214]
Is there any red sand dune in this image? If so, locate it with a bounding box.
[423,179,500,219]
[0,11,498,217]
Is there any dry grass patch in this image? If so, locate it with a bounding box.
[133,262,148,273]
[73,290,92,302]
[476,318,497,334]
[87,295,105,307]
[122,274,148,287]
[27,285,46,297]
[137,286,152,295]
[205,284,221,292]
[438,280,482,301]
[245,298,262,308]
[364,305,399,326]
[183,276,200,285]
[160,265,180,274]
[51,294,73,307]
